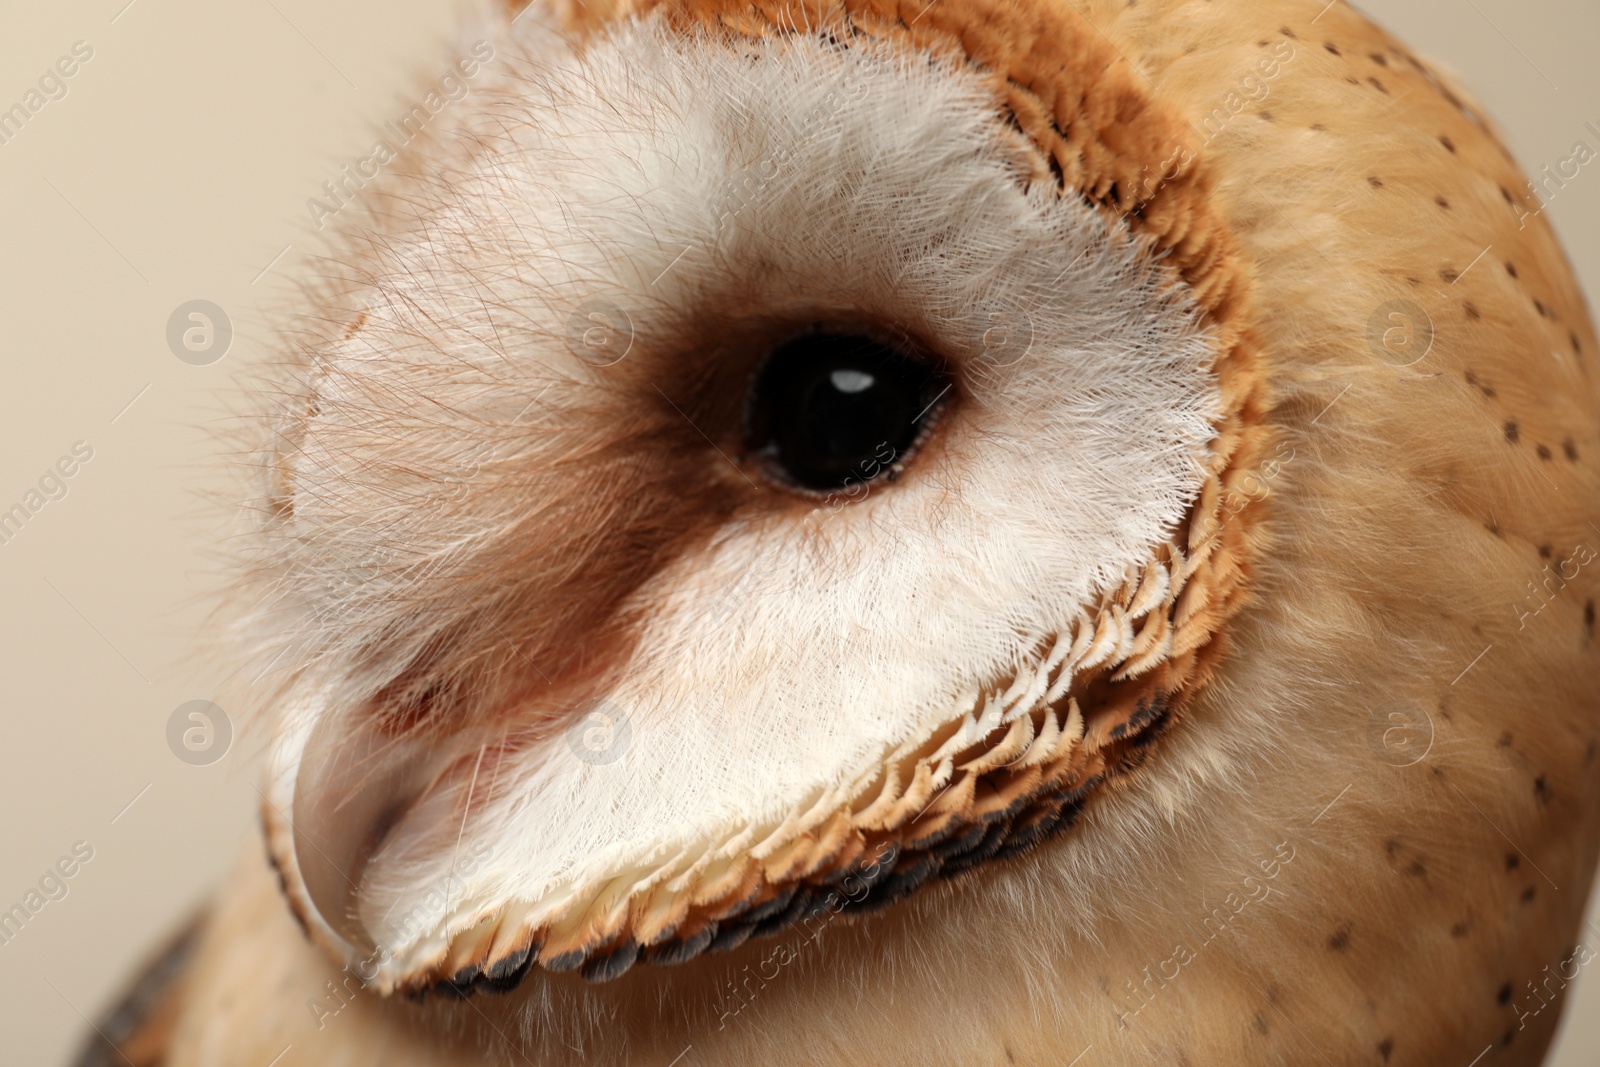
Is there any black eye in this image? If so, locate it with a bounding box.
[747,331,949,492]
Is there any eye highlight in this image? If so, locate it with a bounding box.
[746,331,950,493]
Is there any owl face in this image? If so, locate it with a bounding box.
[254,12,1251,994]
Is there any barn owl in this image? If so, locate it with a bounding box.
[79,0,1600,1065]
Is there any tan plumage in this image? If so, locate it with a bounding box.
[81,0,1600,1064]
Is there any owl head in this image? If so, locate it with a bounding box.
[239,0,1595,1029]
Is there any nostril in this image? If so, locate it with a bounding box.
[745,330,951,493]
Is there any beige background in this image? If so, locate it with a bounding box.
[0,1,1595,1063]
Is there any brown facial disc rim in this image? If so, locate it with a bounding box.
[266,0,1272,996]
